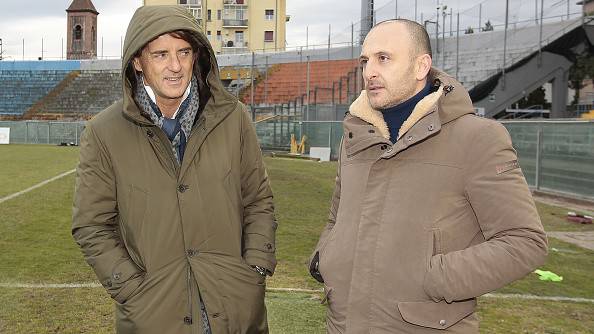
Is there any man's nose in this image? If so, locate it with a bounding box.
[363,61,377,81]
[168,54,182,72]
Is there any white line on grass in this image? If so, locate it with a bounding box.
[0,283,100,288]
[0,169,76,204]
[1,283,593,304]
[483,293,594,304]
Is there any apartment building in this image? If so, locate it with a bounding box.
[143,0,287,54]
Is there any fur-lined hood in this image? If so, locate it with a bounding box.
[349,68,475,141]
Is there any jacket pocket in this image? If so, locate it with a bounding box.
[111,257,146,304]
[397,298,477,330]
[119,184,148,271]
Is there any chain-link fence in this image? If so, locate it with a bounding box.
[256,117,594,200]
[502,120,594,200]
[0,121,85,145]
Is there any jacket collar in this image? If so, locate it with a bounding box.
[350,83,443,142]
[349,68,473,142]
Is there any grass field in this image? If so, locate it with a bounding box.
[0,144,593,333]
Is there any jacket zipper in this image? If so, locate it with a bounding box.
[186,265,194,328]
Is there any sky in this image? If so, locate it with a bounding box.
[0,0,583,60]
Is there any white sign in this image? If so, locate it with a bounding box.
[310,147,331,162]
[0,128,9,144]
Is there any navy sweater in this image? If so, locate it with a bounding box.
[381,82,432,143]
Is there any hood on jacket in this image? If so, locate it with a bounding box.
[121,5,237,125]
[349,68,475,141]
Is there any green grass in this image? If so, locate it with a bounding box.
[0,289,326,334]
[1,147,594,333]
[0,144,79,197]
[536,201,594,232]
[265,158,337,289]
[498,238,594,298]
[477,298,594,333]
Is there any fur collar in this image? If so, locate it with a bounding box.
[349,85,444,141]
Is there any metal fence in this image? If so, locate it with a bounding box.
[257,118,594,200]
[501,120,594,200]
[0,121,85,145]
[2,119,592,200]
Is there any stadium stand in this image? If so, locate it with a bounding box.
[0,70,71,117]
[29,70,122,118]
[240,59,359,105]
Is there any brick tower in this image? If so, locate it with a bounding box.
[66,0,99,60]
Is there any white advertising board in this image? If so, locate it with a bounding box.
[0,128,10,144]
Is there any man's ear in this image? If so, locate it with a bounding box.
[416,54,432,81]
[133,57,143,72]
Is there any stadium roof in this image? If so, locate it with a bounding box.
[66,0,99,15]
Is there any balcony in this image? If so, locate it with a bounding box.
[223,0,246,5]
[223,18,248,27]
[221,41,249,54]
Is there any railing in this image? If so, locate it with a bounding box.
[223,19,248,27]
[502,120,594,200]
[0,121,85,145]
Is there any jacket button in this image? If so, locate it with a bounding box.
[265,243,273,251]
[380,145,387,150]
[186,249,198,257]
[407,136,413,142]
[439,319,447,326]
[348,132,353,138]
[428,124,435,131]
[183,316,193,325]
[386,147,393,153]
[368,129,375,134]
[146,130,154,138]
[212,313,220,318]
[113,273,121,281]
[178,184,189,193]
[105,279,112,288]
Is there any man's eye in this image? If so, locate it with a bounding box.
[153,53,167,59]
[180,50,191,57]
[360,59,368,65]
[379,55,389,61]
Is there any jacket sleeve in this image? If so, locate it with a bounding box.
[72,123,144,304]
[308,138,343,283]
[423,121,548,303]
[239,108,277,275]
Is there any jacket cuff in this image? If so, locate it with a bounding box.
[423,255,446,302]
[244,250,276,275]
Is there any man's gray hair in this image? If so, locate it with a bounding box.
[373,19,432,59]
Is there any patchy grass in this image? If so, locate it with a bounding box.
[497,238,594,298]
[478,297,594,333]
[0,144,79,198]
[0,150,593,333]
[264,157,337,290]
[536,201,594,232]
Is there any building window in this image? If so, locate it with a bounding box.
[236,0,244,3]
[207,9,211,21]
[207,30,211,40]
[264,31,274,42]
[235,31,244,46]
[265,9,274,20]
[217,9,222,20]
[92,26,96,43]
[217,30,222,41]
[74,25,83,40]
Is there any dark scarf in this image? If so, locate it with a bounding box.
[381,81,432,143]
[134,74,200,163]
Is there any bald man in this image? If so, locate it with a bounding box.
[309,19,547,333]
